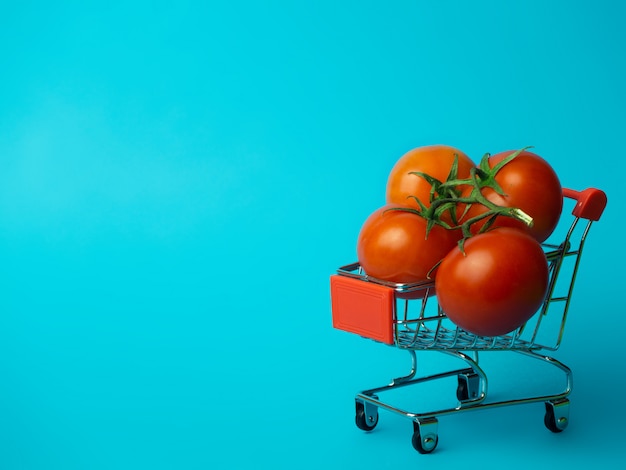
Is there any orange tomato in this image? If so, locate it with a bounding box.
[386,145,475,217]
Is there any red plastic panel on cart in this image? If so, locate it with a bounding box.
[562,187,607,221]
[330,275,395,345]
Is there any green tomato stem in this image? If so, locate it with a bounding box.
[392,147,534,244]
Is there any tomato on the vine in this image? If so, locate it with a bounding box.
[459,149,562,242]
[357,204,459,284]
[386,145,475,221]
[434,227,549,337]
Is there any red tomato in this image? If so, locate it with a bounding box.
[459,149,562,242]
[357,204,459,284]
[386,145,475,221]
[435,228,549,337]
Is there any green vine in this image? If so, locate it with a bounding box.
[387,148,534,253]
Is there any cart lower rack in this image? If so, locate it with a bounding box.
[330,187,606,454]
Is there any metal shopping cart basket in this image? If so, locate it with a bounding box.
[330,187,607,454]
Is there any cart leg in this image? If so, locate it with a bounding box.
[411,418,439,454]
[544,398,570,433]
[390,349,417,385]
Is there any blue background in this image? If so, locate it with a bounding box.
[1,1,624,468]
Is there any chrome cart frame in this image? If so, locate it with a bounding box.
[330,188,607,453]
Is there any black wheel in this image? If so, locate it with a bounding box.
[456,377,469,402]
[456,373,479,402]
[355,401,378,431]
[544,412,562,433]
[411,421,438,454]
[544,400,568,433]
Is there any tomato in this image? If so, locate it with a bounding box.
[459,149,562,242]
[435,228,549,337]
[357,204,459,284]
[386,145,475,217]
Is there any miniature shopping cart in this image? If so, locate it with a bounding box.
[330,188,607,454]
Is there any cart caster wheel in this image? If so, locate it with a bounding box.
[355,400,378,431]
[412,418,438,454]
[544,399,570,433]
[457,372,480,402]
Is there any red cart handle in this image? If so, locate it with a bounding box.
[562,188,607,221]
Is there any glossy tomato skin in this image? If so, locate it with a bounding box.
[435,228,549,337]
[357,204,459,284]
[461,150,562,243]
[386,145,475,212]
